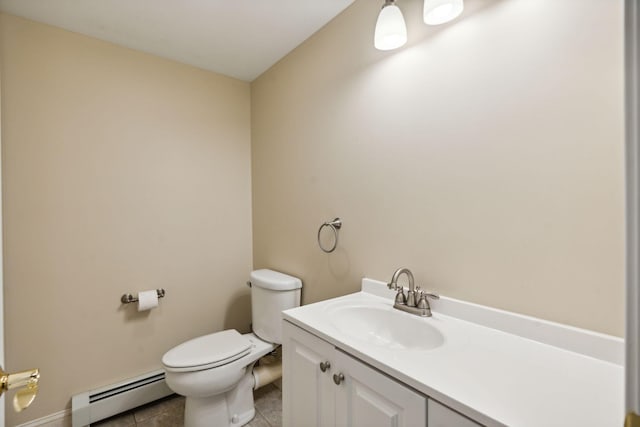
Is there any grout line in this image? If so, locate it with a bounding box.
[255,405,270,427]
[106,386,280,427]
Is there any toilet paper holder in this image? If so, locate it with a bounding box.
[121,289,165,304]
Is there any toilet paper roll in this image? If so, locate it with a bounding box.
[137,290,159,311]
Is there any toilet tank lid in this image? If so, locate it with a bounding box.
[250,269,302,291]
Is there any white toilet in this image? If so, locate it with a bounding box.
[161,269,302,427]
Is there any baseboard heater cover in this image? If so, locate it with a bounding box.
[71,370,172,427]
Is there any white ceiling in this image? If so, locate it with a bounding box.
[0,0,355,81]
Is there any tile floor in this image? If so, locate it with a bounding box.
[92,384,282,427]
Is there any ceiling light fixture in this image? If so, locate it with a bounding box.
[423,0,464,25]
[374,0,407,51]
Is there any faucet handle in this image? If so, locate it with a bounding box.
[394,286,406,305]
[416,285,437,299]
[417,291,438,310]
[417,292,428,309]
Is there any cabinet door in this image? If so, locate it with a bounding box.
[428,399,481,427]
[334,350,427,427]
[282,321,336,427]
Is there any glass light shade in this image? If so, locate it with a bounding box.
[374,4,407,51]
[423,0,464,25]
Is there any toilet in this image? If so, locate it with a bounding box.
[161,269,302,427]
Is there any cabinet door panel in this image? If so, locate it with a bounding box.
[428,399,481,427]
[334,350,427,427]
[283,321,335,427]
[350,381,404,427]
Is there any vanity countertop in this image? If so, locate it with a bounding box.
[282,279,624,427]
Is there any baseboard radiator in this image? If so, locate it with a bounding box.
[71,370,172,427]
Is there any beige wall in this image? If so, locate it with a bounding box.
[0,14,252,424]
[251,0,625,335]
[0,0,626,422]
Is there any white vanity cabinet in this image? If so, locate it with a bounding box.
[283,321,426,427]
[333,348,427,427]
[428,400,482,427]
[282,281,623,426]
[282,320,335,427]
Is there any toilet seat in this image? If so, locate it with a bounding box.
[162,330,252,373]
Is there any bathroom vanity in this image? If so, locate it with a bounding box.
[283,321,477,427]
[281,278,624,427]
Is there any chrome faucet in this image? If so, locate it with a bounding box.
[388,267,439,317]
[388,267,416,305]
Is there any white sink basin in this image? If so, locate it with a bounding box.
[326,304,445,351]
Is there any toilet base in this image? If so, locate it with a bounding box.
[184,364,257,427]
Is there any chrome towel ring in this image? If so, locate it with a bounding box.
[318,218,342,253]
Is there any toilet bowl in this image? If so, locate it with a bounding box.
[163,331,274,427]
[161,269,302,427]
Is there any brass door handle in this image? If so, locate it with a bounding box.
[0,366,40,412]
[626,412,640,427]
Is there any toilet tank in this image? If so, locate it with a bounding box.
[250,269,302,344]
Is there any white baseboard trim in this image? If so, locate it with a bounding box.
[16,409,70,427]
